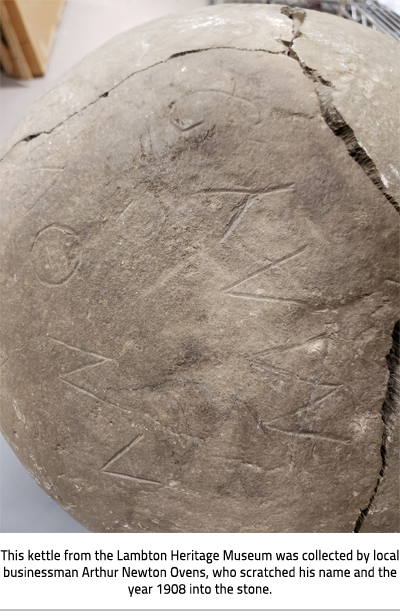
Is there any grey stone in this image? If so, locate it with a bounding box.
[292,9,400,205]
[0,5,399,533]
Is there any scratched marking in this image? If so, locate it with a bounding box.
[102,434,144,470]
[250,352,338,388]
[31,168,65,171]
[101,435,163,485]
[170,117,205,132]
[251,363,340,391]
[197,89,258,109]
[167,393,189,433]
[222,245,309,304]
[223,246,308,293]
[139,128,154,159]
[0,346,10,368]
[50,337,110,367]
[263,385,340,427]
[278,336,349,456]
[222,293,309,306]
[141,260,189,299]
[260,384,348,445]
[50,338,130,413]
[116,200,134,221]
[170,89,260,135]
[12,398,25,423]
[24,168,66,215]
[204,186,294,195]
[206,184,308,305]
[249,331,350,444]
[58,381,130,413]
[101,471,163,485]
[209,185,294,242]
[252,333,327,361]
[31,224,80,287]
[262,425,350,445]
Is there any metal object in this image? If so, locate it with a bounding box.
[339,1,400,41]
[209,0,400,41]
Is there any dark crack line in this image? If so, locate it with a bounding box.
[354,320,399,532]
[281,7,400,532]
[309,75,399,212]
[281,7,398,213]
[1,46,287,161]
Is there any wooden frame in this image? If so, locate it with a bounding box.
[0,0,66,79]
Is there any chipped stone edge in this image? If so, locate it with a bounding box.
[281,7,400,532]
[354,321,400,532]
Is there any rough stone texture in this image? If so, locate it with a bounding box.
[0,5,399,533]
[291,10,400,205]
[1,4,293,154]
[360,323,399,533]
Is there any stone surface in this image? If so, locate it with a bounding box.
[0,5,399,533]
[292,10,400,205]
[360,323,399,533]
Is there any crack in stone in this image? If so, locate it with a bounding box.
[354,320,399,532]
[1,46,287,161]
[281,7,400,531]
[281,7,398,213]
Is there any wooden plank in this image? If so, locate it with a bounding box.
[6,0,66,76]
[0,0,32,79]
[5,0,41,74]
[0,39,14,74]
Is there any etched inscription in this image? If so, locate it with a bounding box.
[24,167,65,216]
[221,247,312,305]
[170,116,205,132]
[222,245,309,304]
[170,90,260,137]
[251,334,328,370]
[100,434,171,486]
[223,245,308,294]
[262,425,350,445]
[261,384,349,445]
[212,185,295,242]
[51,338,130,413]
[31,225,80,287]
[101,435,163,485]
[0,349,9,368]
[209,184,324,306]
[251,334,350,444]
[116,200,134,221]
[102,435,144,471]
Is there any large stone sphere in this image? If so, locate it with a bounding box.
[1,4,399,533]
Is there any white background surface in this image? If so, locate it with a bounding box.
[0,533,400,611]
[0,0,208,534]
[380,0,400,13]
